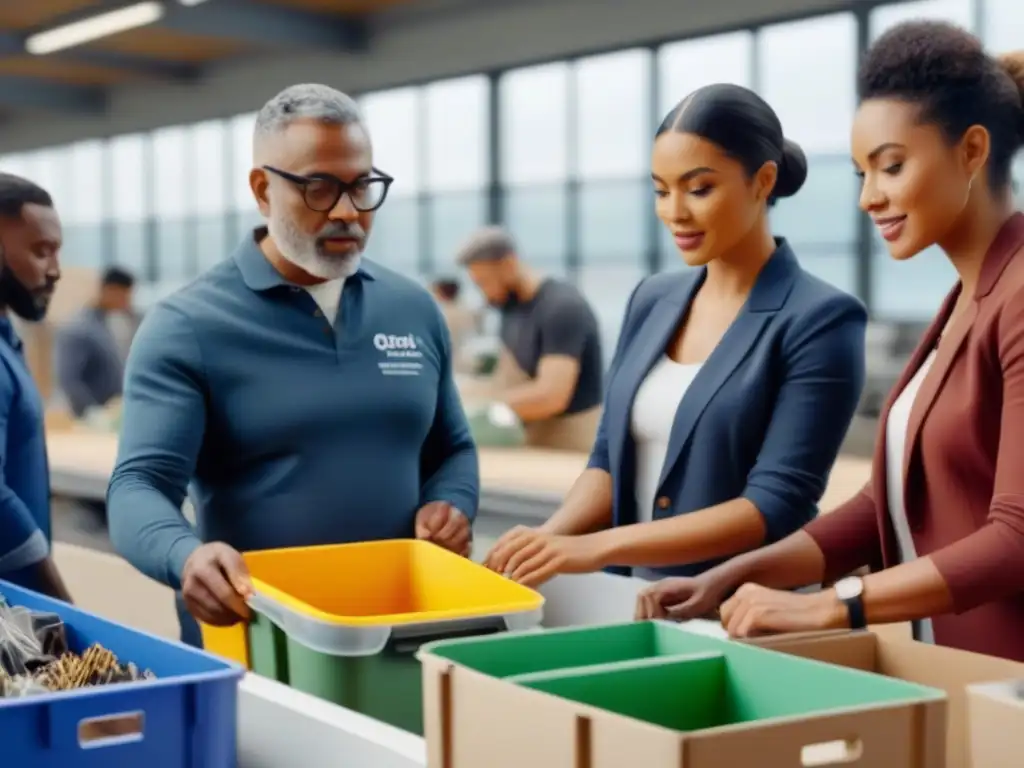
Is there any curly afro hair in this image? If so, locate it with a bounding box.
[858,20,1024,190]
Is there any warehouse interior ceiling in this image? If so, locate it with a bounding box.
[0,0,408,114]
[0,0,871,149]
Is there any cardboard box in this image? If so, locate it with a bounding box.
[750,630,1024,768]
[966,680,1024,768]
[421,623,947,768]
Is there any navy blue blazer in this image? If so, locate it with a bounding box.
[588,241,867,578]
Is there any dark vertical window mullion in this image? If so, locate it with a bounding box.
[486,70,503,225]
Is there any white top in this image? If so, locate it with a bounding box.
[304,278,346,325]
[884,348,938,644]
[631,356,703,524]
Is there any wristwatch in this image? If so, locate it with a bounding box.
[833,576,867,630]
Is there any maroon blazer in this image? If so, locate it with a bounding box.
[804,213,1024,661]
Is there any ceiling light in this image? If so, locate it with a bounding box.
[26,1,164,55]
[178,0,212,5]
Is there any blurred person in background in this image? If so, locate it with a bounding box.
[107,84,478,646]
[636,23,1024,663]
[457,226,604,452]
[0,173,72,602]
[55,266,138,420]
[485,84,866,588]
[430,277,478,374]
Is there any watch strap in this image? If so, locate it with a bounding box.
[842,593,867,630]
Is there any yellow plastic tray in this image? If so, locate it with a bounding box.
[199,539,544,667]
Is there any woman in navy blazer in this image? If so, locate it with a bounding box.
[484,84,867,587]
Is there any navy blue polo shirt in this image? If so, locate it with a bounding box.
[107,231,480,591]
[0,317,52,593]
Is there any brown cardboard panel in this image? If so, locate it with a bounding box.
[748,631,1024,768]
[967,681,1024,768]
[681,702,944,768]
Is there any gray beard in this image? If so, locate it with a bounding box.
[267,213,361,281]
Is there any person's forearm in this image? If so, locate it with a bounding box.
[29,556,74,603]
[539,469,613,536]
[502,382,565,422]
[107,474,202,589]
[859,557,953,626]
[715,530,828,592]
[586,498,767,569]
[421,442,480,522]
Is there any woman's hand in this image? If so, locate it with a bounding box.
[634,574,731,621]
[483,526,604,588]
[719,583,847,638]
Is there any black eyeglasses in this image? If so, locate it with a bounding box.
[263,165,394,213]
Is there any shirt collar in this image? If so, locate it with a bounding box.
[234,226,377,292]
[0,316,23,354]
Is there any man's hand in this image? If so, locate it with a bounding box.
[415,502,472,557]
[181,542,253,627]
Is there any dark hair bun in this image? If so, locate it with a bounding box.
[998,51,1024,144]
[773,138,808,200]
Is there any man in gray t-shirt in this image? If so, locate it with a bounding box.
[457,227,603,452]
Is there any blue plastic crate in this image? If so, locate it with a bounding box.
[0,580,244,768]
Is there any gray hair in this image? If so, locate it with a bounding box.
[254,83,364,138]
[455,226,518,266]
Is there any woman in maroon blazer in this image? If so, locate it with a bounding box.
[635,21,1024,662]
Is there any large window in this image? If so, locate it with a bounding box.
[983,0,1024,52]
[192,120,229,270]
[109,133,148,277]
[360,88,422,272]
[65,140,106,269]
[229,112,262,241]
[575,49,652,355]
[500,63,571,276]
[153,126,190,283]
[759,13,858,296]
[424,76,489,275]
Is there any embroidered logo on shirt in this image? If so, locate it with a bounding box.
[374,333,424,376]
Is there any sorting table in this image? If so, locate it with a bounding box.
[46,430,871,531]
[44,430,587,530]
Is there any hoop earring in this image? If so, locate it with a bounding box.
[964,175,975,208]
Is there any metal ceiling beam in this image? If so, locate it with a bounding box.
[160,0,370,51]
[0,76,107,113]
[0,33,201,82]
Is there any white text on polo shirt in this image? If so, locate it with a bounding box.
[374,333,424,375]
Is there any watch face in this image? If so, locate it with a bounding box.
[834,577,863,601]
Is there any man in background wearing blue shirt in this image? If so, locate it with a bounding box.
[0,173,72,602]
[108,84,480,645]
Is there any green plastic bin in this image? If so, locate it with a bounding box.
[511,650,944,731]
[421,619,721,677]
[247,610,524,734]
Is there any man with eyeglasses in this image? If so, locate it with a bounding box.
[107,84,479,646]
